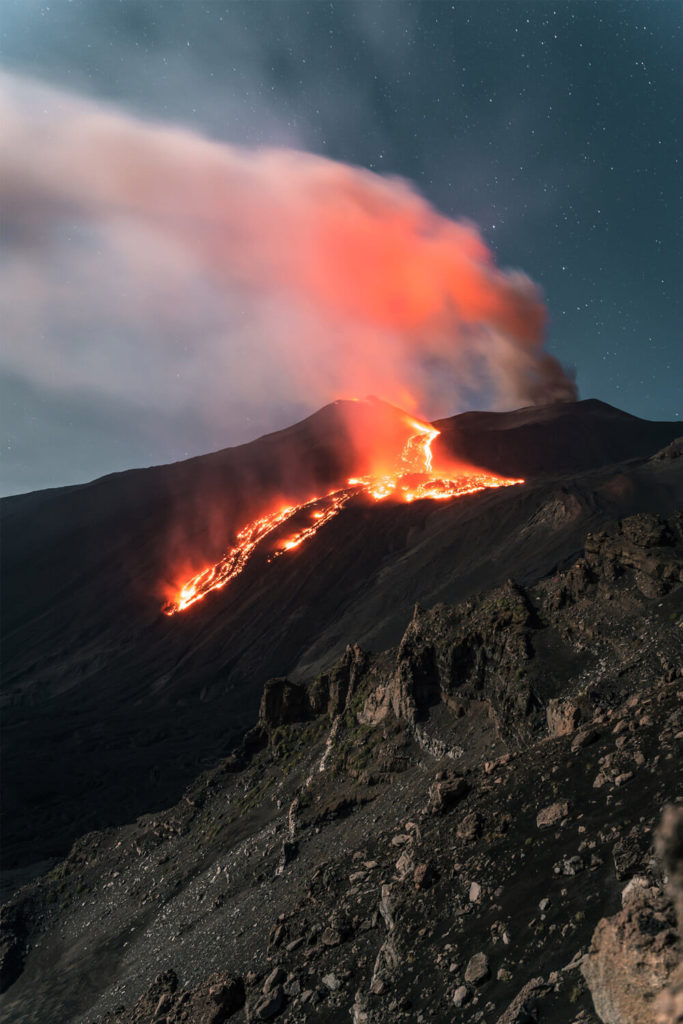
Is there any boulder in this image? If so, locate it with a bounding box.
[495,977,550,1024]
[536,800,569,829]
[252,984,285,1020]
[547,695,594,736]
[464,952,490,985]
[582,883,678,1023]
[427,776,470,815]
[413,861,437,890]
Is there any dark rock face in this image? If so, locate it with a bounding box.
[359,580,540,746]
[259,679,311,730]
[309,645,368,719]
[0,898,32,995]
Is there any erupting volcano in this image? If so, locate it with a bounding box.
[163,409,524,615]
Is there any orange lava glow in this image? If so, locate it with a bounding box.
[162,416,524,615]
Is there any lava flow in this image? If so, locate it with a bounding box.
[163,416,523,615]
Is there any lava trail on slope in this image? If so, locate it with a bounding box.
[163,414,523,615]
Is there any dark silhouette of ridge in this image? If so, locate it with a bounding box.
[434,398,678,477]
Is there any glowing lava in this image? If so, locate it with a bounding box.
[163,416,523,615]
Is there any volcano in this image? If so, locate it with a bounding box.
[1,398,681,894]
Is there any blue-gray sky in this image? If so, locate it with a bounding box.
[1,1,681,496]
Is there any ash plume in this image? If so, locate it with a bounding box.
[0,71,577,443]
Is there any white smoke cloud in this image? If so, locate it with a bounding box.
[0,70,576,444]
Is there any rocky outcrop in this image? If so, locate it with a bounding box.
[258,678,310,730]
[496,977,550,1024]
[584,513,681,599]
[309,645,368,718]
[582,807,683,1024]
[255,513,683,772]
[96,970,245,1024]
[582,881,679,1023]
[358,580,540,747]
[0,897,33,995]
[654,806,683,1024]
[547,693,596,736]
[425,771,470,815]
[651,436,683,461]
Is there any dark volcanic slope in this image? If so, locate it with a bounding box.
[433,397,679,477]
[1,509,681,1024]
[1,400,681,882]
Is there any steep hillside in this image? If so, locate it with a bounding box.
[1,401,681,882]
[1,508,681,1024]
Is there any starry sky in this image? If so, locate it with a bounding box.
[1,0,681,496]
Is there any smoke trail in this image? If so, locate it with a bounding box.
[0,70,576,432]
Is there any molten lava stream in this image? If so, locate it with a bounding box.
[162,416,524,616]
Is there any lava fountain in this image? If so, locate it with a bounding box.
[162,411,523,615]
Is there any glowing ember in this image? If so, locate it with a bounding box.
[163,416,523,615]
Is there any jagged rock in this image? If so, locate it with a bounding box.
[571,726,601,751]
[268,923,287,948]
[0,897,32,993]
[465,952,490,985]
[263,967,285,994]
[394,850,415,881]
[469,881,482,903]
[453,984,469,1007]
[360,581,541,744]
[7,508,683,1024]
[259,679,310,729]
[457,811,483,841]
[656,805,683,928]
[554,855,584,877]
[495,977,550,1024]
[278,840,298,871]
[582,883,678,1023]
[619,513,673,549]
[584,514,682,599]
[252,984,285,1020]
[613,833,646,881]
[536,800,569,828]
[310,644,368,718]
[427,775,470,815]
[547,695,595,736]
[206,976,245,1020]
[321,927,342,947]
[414,861,437,890]
[653,806,683,1024]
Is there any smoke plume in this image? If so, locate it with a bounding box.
[0,71,576,443]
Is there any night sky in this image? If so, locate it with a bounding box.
[1,1,681,496]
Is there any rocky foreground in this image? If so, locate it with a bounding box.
[1,509,682,1023]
